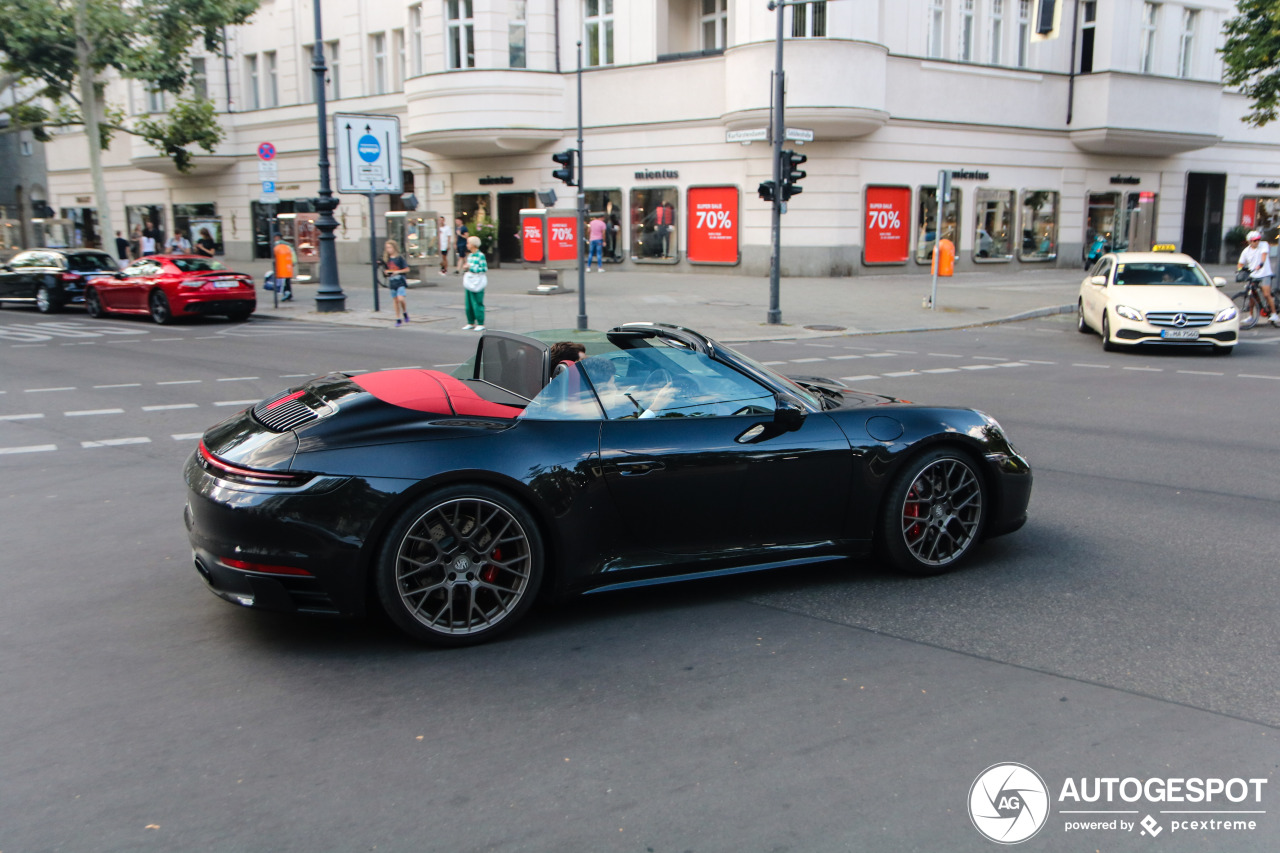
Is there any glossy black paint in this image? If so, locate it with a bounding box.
[0,249,119,312]
[184,325,1031,622]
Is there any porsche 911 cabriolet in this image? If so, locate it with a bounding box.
[184,322,1032,646]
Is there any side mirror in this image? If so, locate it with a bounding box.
[1212,276,1226,288]
[1090,275,1107,286]
[774,397,807,432]
[115,271,127,279]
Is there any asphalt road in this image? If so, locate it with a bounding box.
[1,310,1278,852]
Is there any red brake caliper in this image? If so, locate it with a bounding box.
[904,488,923,540]
[480,548,501,584]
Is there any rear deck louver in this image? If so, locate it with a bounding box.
[253,390,320,432]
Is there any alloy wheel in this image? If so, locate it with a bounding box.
[898,457,983,567]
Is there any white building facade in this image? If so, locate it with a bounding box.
[43,0,1280,275]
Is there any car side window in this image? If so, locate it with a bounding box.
[520,365,605,421]
[578,346,776,420]
[8,252,35,269]
[1093,258,1112,282]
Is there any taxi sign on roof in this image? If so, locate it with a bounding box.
[1151,243,1178,252]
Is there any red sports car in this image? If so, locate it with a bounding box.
[85,255,256,324]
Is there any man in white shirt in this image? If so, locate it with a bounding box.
[166,230,192,254]
[437,216,451,276]
[1238,230,1278,326]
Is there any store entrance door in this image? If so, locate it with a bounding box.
[498,192,536,264]
[1181,173,1226,264]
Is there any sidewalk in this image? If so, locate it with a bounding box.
[251,260,1230,343]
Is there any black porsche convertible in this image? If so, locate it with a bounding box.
[184,323,1031,646]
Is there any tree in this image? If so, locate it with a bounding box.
[0,0,258,243]
[1221,0,1280,127]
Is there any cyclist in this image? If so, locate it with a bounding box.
[1238,230,1279,327]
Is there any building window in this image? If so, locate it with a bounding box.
[1140,2,1158,74]
[325,40,341,100]
[147,85,166,114]
[928,0,945,58]
[701,0,728,50]
[393,29,406,89]
[1177,7,1197,78]
[990,0,1004,64]
[959,0,975,61]
[584,0,613,67]
[1079,0,1096,73]
[915,186,962,266]
[509,0,527,68]
[191,57,208,100]
[264,51,278,107]
[1019,190,1059,261]
[791,1,826,38]
[20,137,33,156]
[447,0,476,69]
[974,188,1016,262]
[409,5,423,77]
[630,188,678,263]
[371,32,387,94]
[1017,0,1030,67]
[245,54,259,110]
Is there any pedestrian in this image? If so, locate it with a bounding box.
[1238,229,1279,325]
[587,213,606,272]
[454,217,469,275]
[273,235,297,301]
[461,235,487,331]
[437,215,451,276]
[195,227,217,257]
[383,239,410,326]
[114,230,130,269]
[140,224,158,257]
[128,224,143,260]
[166,229,192,254]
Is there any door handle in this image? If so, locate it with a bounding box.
[614,459,665,476]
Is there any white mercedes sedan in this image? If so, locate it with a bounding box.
[1077,252,1238,355]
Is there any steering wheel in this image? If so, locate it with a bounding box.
[640,368,674,396]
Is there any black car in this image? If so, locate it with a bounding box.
[0,248,121,313]
[184,323,1032,646]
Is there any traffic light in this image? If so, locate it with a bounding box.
[757,180,777,202]
[781,149,806,201]
[551,149,577,187]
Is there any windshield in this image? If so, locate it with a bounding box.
[715,342,822,409]
[171,258,228,273]
[66,253,119,273]
[1114,262,1211,286]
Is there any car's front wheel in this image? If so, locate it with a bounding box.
[1101,312,1117,352]
[879,448,986,576]
[1077,299,1090,334]
[148,290,172,325]
[85,288,105,319]
[375,485,544,646]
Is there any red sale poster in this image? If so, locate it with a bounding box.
[687,187,739,264]
[547,216,577,262]
[864,186,911,264]
[521,216,543,263]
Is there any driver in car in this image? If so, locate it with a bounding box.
[580,356,677,419]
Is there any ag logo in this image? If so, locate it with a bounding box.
[969,763,1050,844]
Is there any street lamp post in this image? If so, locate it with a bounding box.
[311,2,345,312]
[766,0,787,325]
[576,41,588,332]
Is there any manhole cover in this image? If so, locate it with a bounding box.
[803,324,847,332]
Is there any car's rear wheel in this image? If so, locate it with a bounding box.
[1076,299,1090,334]
[376,485,544,646]
[879,448,986,577]
[1101,312,1117,352]
[85,288,105,318]
[1233,290,1260,330]
[35,284,60,314]
[149,290,172,325]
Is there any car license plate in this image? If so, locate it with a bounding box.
[212,279,239,288]
[1160,329,1199,340]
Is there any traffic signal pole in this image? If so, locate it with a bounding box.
[576,41,587,331]
[767,0,785,325]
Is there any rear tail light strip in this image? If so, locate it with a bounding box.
[198,441,312,488]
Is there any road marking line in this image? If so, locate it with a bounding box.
[429,364,463,370]
[153,337,185,342]
[884,371,920,378]
[923,368,961,374]
[1123,367,1162,372]
[997,362,1029,367]
[157,380,201,385]
[805,343,836,348]
[217,376,260,382]
[81,437,151,448]
[195,336,222,339]
[172,433,203,441]
[829,354,863,360]
[25,386,76,393]
[65,408,125,417]
[0,444,56,455]
[12,344,48,348]
[841,375,881,382]
[61,342,95,346]
[1022,359,1057,365]
[762,361,788,366]
[790,358,825,363]
[143,404,199,411]
[279,373,313,378]
[926,352,963,358]
[971,355,1006,361]
[0,413,43,421]
[1177,370,1224,376]
[1239,374,1280,381]
[884,349,917,354]
[961,365,998,370]
[865,353,896,358]
[94,383,142,389]
[214,400,259,407]
[1072,363,1111,369]
[382,365,425,370]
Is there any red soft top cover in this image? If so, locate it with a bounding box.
[352,369,523,419]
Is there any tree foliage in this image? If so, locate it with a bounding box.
[0,0,258,170]
[1221,0,1280,127]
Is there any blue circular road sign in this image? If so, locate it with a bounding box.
[357,135,381,163]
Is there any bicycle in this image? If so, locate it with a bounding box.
[1232,276,1272,330]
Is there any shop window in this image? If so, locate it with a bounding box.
[973,189,1015,262]
[630,187,679,263]
[915,186,962,265]
[1018,190,1058,261]
[1084,191,1158,259]
[174,203,221,256]
[1241,197,1280,243]
[126,205,166,257]
[1084,192,1120,260]
[585,189,624,263]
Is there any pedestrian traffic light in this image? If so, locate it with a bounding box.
[781,149,806,201]
[757,180,777,202]
[551,149,577,187]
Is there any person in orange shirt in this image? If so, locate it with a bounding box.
[273,236,297,301]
